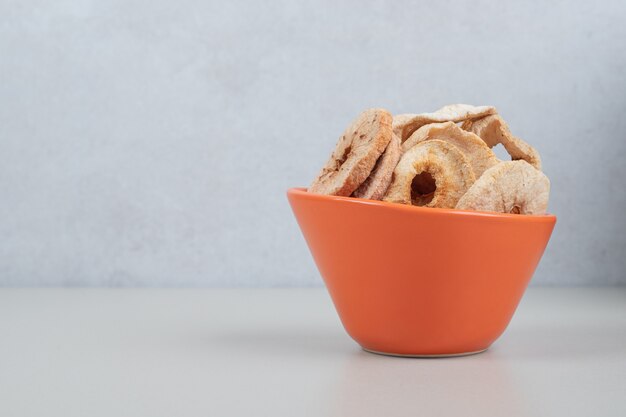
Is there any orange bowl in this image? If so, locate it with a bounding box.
[287,187,556,357]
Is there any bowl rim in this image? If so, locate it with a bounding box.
[288,187,556,223]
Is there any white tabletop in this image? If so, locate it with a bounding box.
[0,287,624,417]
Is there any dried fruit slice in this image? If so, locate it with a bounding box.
[383,140,476,208]
[392,104,496,143]
[402,121,499,178]
[462,114,542,170]
[309,109,392,196]
[352,133,402,200]
[455,161,550,214]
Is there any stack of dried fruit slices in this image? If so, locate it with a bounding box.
[309,104,549,215]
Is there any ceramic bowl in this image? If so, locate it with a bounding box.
[287,187,556,357]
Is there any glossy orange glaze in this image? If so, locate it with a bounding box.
[287,188,556,356]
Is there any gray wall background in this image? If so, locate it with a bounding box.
[1,0,625,286]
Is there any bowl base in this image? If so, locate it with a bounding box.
[362,347,488,358]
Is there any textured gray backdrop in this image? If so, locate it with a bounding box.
[1,0,625,286]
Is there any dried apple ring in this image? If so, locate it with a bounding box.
[352,133,401,200]
[402,121,499,178]
[383,140,476,208]
[392,104,496,143]
[309,109,392,196]
[455,161,550,214]
[462,114,542,170]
